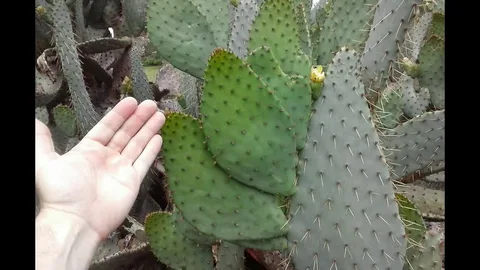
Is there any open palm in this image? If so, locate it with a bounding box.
[35,98,165,239]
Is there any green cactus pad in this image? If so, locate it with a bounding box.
[314,0,377,65]
[145,212,213,270]
[248,0,311,79]
[400,58,421,78]
[53,105,78,138]
[189,0,229,46]
[418,36,444,109]
[361,0,419,92]
[311,0,331,26]
[309,0,329,61]
[287,77,313,149]
[374,83,404,129]
[162,112,289,240]
[146,0,228,78]
[228,0,259,58]
[123,0,148,36]
[230,0,239,7]
[175,214,288,250]
[217,241,245,270]
[288,48,406,270]
[395,193,426,261]
[399,76,430,118]
[246,46,311,149]
[173,209,217,245]
[200,49,297,196]
[294,3,311,59]
[234,236,287,251]
[428,12,444,40]
[396,185,444,220]
[406,228,443,270]
[381,110,444,180]
[245,46,292,95]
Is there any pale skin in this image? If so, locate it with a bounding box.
[35,97,166,270]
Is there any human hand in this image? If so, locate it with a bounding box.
[35,98,165,240]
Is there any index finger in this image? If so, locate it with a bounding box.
[83,97,139,145]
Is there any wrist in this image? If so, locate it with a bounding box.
[35,208,101,270]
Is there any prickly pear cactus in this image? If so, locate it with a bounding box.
[36,0,445,269]
[288,48,406,270]
[374,82,404,129]
[144,0,444,269]
[145,212,214,270]
[159,112,289,241]
[52,105,77,137]
[201,49,298,196]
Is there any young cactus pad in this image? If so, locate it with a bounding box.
[174,207,287,251]
[395,193,427,260]
[52,105,77,137]
[248,0,311,79]
[200,49,298,196]
[374,83,404,129]
[233,236,288,251]
[399,76,430,118]
[288,48,406,270]
[417,36,444,109]
[145,212,213,270]
[246,46,311,149]
[160,112,289,241]
[294,2,312,59]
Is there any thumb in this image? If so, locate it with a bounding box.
[35,119,57,177]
